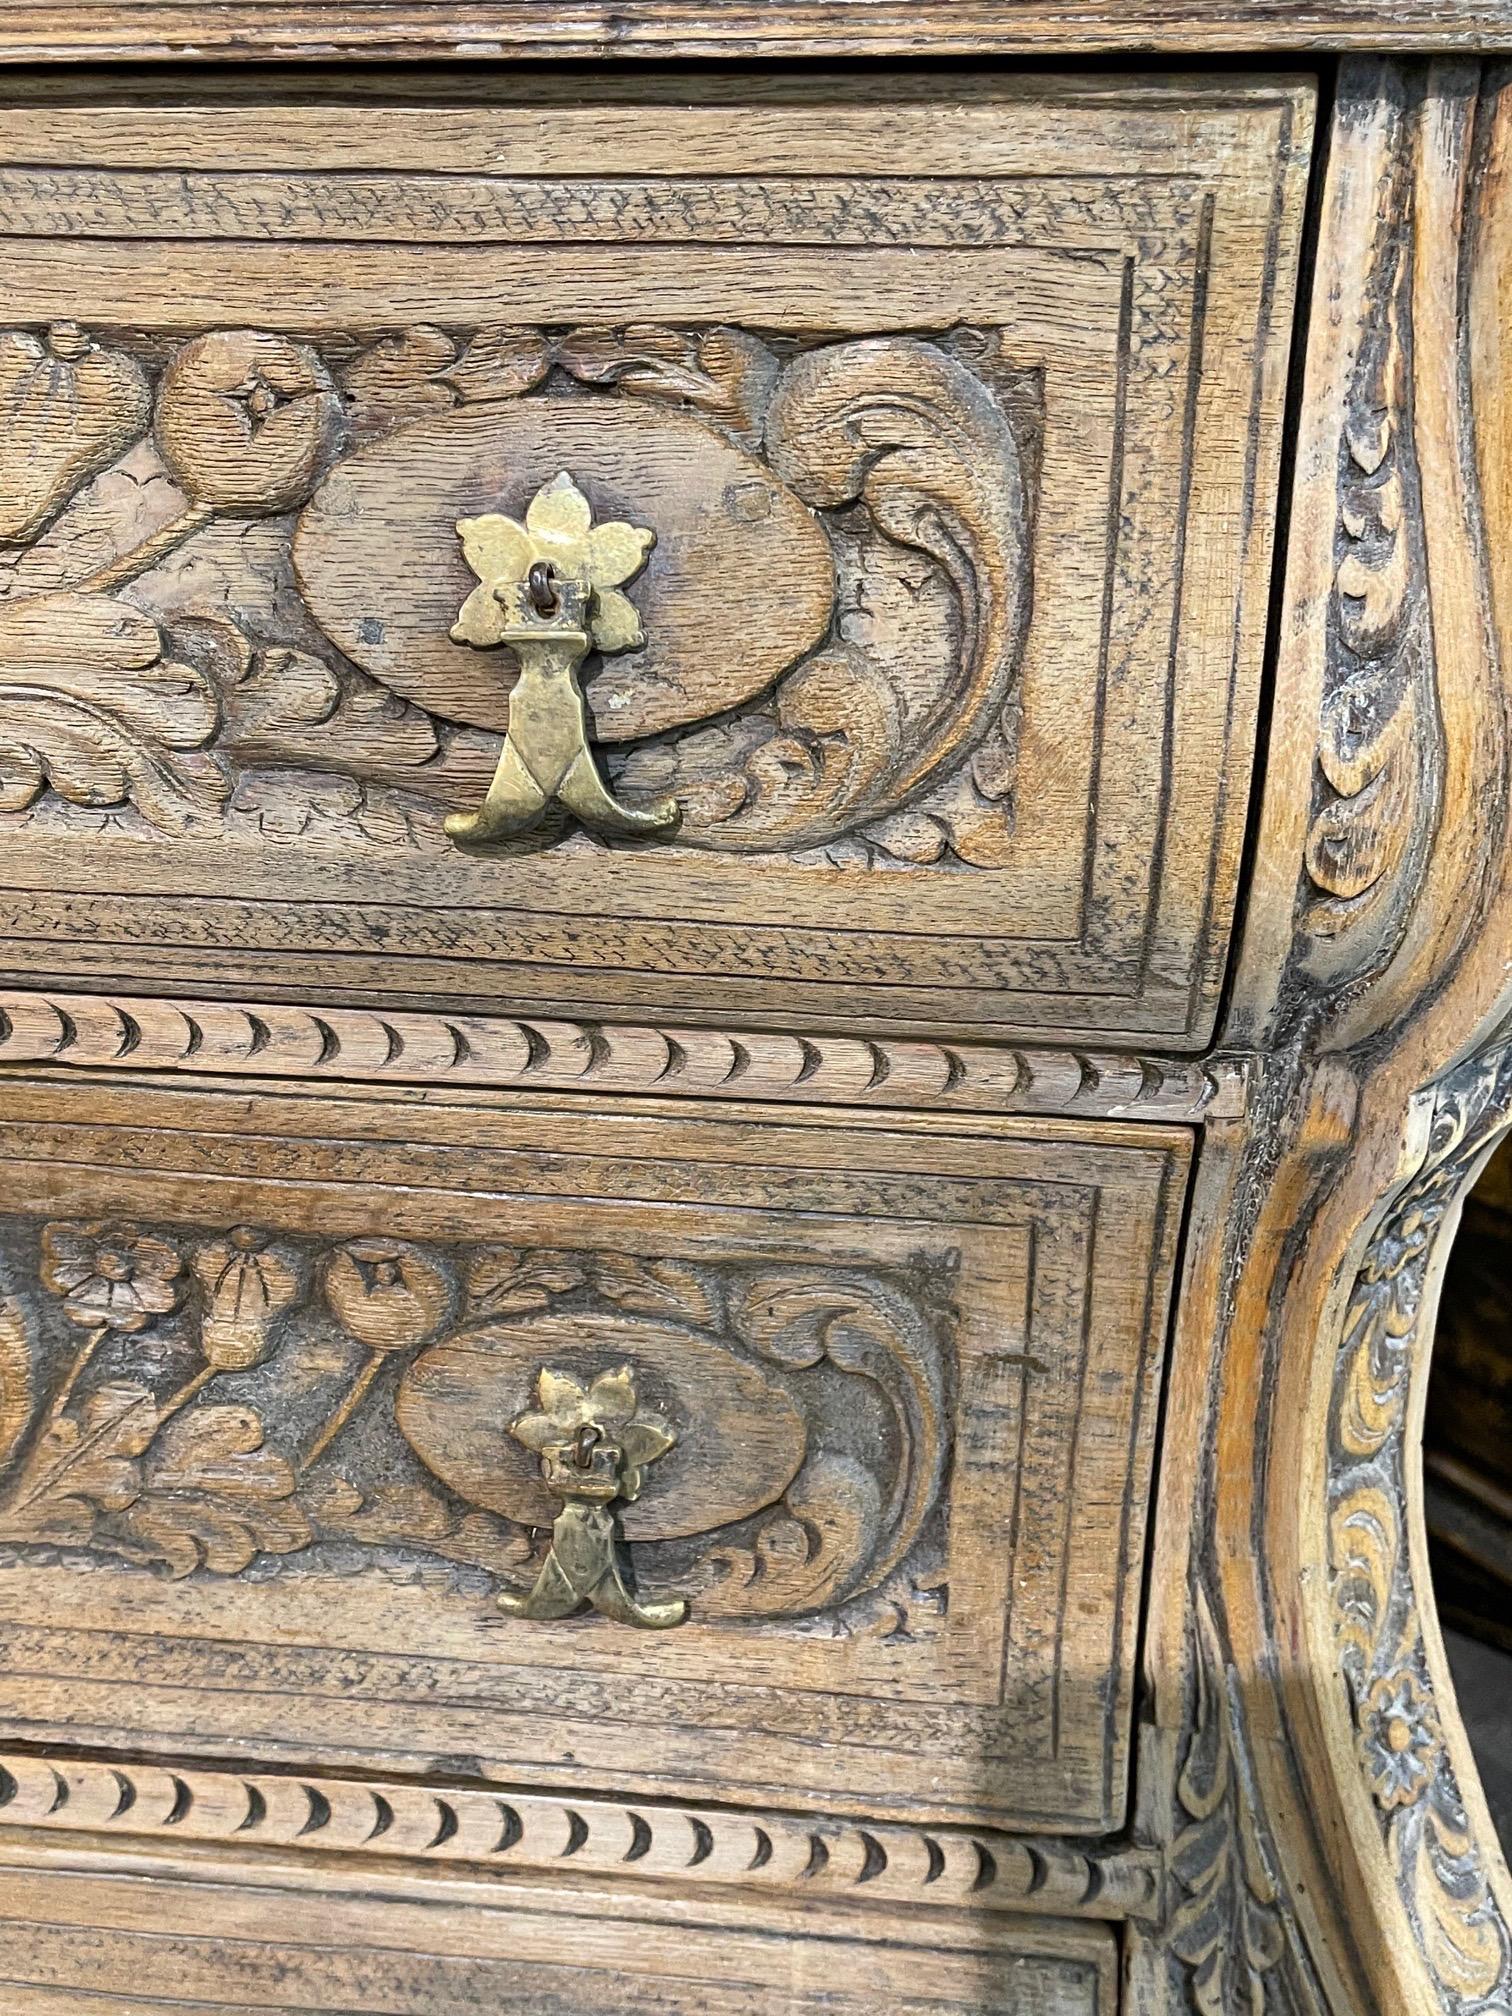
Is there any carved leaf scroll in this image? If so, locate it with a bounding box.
[0,591,228,831]
[553,323,779,451]
[120,1405,313,1576]
[1,319,1034,867]
[1169,1589,1290,2016]
[1325,1046,1512,2010]
[0,1225,954,1629]
[721,1270,950,1607]
[1302,157,1441,986]
[618,336,1031,861]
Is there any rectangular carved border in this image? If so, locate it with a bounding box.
[0,74,1308,1047]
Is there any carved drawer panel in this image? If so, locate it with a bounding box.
[0,1074,1187,1835]
[0,71,1311,1045]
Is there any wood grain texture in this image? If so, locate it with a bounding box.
[14,41,1512,2016]
[0,988,1247,1119]
[0,1071,1189,1836]
[0,71,1312,1046]
[0,1,1505,60]
[1130,58,1512,2016]
[0,1847,1120,2016]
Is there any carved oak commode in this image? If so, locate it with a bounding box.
[0,22,1508,2016]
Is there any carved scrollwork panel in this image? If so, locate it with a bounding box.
[2,317,1035,867]
[0,1227,954,1627]
[0,1077,1186,1833]
[0,83,1310,1039]
[1325,1044,1512,2012]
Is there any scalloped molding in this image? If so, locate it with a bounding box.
[0,989,1243,1121]
[0,1750,1160,1924]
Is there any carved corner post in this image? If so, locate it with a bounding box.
[1131,59,1512,2016]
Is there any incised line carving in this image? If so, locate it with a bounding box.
[0,988,1247,1120]
[0,1747,1161,1923]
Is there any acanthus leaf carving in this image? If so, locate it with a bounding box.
[728,1267,950,1603]
[552,322,779,450]
[0,590,229,832]
[0,319,1034,865]
[303,1474,539,1582]
[1302,141,1441,987]
[339,324,462,443]
[441,324,554,406]
[1168,1586,1295,2016]
[0,1221,954,1632]
[617,334,1030,861]
[1325,1043,1512,2011]
[122,1404,313,1577]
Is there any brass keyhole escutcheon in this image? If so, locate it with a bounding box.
[444,471,681,847]
[499,1365,688,1630]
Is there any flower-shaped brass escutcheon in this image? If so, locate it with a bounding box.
[444,471,681,846]
[500,1365,688,1629]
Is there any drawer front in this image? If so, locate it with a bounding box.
[0,71,1311,1044]
[0,1076,1187,1834]
[0,1861,1118,2015]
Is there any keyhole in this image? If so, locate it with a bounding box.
[571,1422,602,1470]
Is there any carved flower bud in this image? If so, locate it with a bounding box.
[322,1240,452,1354]
[155,329,342,515]
[192,1226,301,1371]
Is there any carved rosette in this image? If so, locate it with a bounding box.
[0,1225,953,1629]
[0,319,1033,867]
[1326,1043,1512,2011]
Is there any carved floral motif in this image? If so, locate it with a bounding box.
[41,1222,183,1334]
[1327,1043,1512,2009]
[0,1221,953,1627]
[154,329,343,517]
[1356,1671,1444,1811]
[0,317,1036,868]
